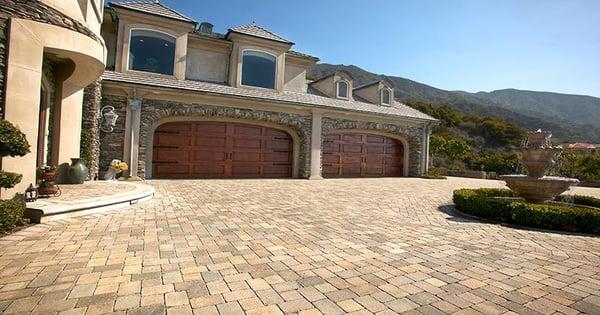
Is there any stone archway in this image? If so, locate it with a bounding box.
[321,117,423,176]
[138,99,312,179]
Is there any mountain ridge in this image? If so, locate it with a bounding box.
[307,63,600,143]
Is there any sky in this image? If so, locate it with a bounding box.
[154,0,599,97]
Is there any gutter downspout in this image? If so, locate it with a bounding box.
[421,121,433,175]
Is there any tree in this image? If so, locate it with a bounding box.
[0,119,30,190]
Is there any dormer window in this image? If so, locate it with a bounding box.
[241,50,276,89]
[128,29,176,75]
[336,80,349,99]
[381,88,391,105]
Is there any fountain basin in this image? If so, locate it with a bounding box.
[500,175,579,203]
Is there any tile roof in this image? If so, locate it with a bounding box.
[228,23,293,44]
[102,71,436,122]
[287,50,319,61]
[109,1,196,24]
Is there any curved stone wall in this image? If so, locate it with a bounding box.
[321,117,424,176]
[138,99,313,179]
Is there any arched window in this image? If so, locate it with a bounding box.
[337,80,349,99]
[381,88,391,105]
[128,29,176,75]
[241,50,276,89]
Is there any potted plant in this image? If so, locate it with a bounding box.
[37,165,60,197]
[103,159,128,181]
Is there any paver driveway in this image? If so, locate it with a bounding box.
[1,177,599,315]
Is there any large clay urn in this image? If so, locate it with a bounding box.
[68,158,89,184]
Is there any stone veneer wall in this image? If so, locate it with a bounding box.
[98,94,127,177]
[137,100,313,179]
[82,79,102,179]
[0,0,103,114]
[321,117,424,176]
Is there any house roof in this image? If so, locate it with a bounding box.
[287,50,319,61]
[353,79,395,91]
[102,71,436,122]
[227,23,293,44]
[109,1,196,24]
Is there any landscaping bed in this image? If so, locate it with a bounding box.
[453,188,600,235]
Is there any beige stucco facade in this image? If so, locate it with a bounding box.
[0,1,106,198]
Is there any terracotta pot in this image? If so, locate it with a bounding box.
[68,158,88,184]
[38,186,58,196]
[41,170,57,181]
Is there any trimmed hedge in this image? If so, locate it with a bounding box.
[0,198,25,234]
[554,194,600,209]
[453,188,600,234]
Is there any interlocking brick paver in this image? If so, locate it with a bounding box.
[0,178,598,314]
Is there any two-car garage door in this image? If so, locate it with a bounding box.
[152,121,405,179]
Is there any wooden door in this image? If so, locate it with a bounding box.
[152,122,293,178]
[322,132,404,177]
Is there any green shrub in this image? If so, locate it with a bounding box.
[0,119,30,157]
[0,198,25,233]
[452,188,600,234]
[0,171,23,189]
[511,203,600,234]
[554,195,600,208]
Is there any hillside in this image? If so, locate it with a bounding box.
[308,64,600,143]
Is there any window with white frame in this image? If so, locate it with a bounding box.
[128,29,176,75]
[241,50,276,89]
[336,80,349,99]
[381,88,391,105]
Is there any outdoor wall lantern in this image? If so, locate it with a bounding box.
[25,184,38,202]
[100,106,119,132]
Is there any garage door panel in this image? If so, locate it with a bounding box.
[194,136,226,147]
[265,140,291,150]
[193,150,226,161]
[231,165,261,177]
[154,164,189,175]
[342,144,362,153]
[263,153,292,162]
[323,132,404,178]
[159,123,192,133]
[193,164,226,176]
[232,152,261,162]
[155,135,191,146]
[195,123,227,133]
[155,150,189,161]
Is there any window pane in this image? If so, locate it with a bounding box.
[337,81,348,98]
[129,30,175,75]
[382,89,391,104]
[241,51,276,89]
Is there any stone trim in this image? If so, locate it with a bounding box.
[0,0,102,44]
[82,79,102,179]
[321,117,424,176]
[137,99,312,179]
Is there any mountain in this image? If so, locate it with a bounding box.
[307,64,600,143]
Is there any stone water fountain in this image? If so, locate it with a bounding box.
[501,130,579,203]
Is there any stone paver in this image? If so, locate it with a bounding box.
[0,177,599,314]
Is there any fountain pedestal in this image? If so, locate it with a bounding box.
[500,130,579,203]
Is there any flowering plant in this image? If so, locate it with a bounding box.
[39,165,57,172]
[110,160,128,172]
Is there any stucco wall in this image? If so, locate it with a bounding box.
[284,63,307,93]
[185,47,229,83]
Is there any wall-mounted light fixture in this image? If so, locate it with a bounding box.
[100,106,119,132]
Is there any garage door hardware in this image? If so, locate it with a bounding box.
[155,130,180,134]
[273,150,291,153]
[272,163,292,166]
[152,160,178,164]
[154,145,179,149]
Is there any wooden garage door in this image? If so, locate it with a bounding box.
[323,133,404,177]
[152,122,293,178]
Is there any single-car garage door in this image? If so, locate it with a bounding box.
[323,132,404,177]
[152,121,293,178]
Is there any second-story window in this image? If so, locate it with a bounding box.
[128,29,176,75]
[337,80,349,99]
[381,88,391,105]
[241,50,276,89]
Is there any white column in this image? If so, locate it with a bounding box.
[124,97,142,179]
[421,123,432,175]
[309,110,323,180]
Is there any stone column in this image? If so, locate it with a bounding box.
[123,97,142,179]
[309,110,323,180]
[81,79,101,179]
